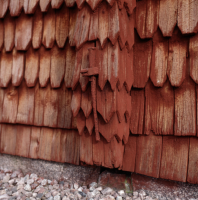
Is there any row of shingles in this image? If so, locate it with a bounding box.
[122,134,198,184]
[0,1,135,52]
[0,0,136,17]
[133,28,189,89]
[0,123,80,165]
[136,0,198,39]
[0,80,76,129]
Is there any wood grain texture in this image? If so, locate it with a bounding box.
[160,136,189,182]
[150,29,168,87]
[43,84,58,127]
[15,11,33,51]
[0,20,3,51]
[42,7,55,48]
[0,88,5,122]
[71,84,82,117]
[65,0,76,7]
[29,126,41,159]
[50,44,65,88]
[40,0,51,12]
[159,0,177,36]
[15,125,31,157]
[25,46,39,87]
[130,89,144,135]
[24,0,39,14]
[12,48,24,86]
[32,7,43,49]
[76,109,86,135]
[89,8,99,41]
[178,0,198,34]
[93,133,104,166]
[122,136,137,172]
[9,0,23,16]
[4,13,15,52]
[174,77,196,136]
[86,0,102,10]
[0,0,9,18]
[16,81,35,125]
[136,133,162,178]
[1,124,16,155]
[55,4,69,48]
[86,112,94,135]
[125,0,136,15]
[80,130,93,165]
[51,0,64,8]
[133,40,152,88]
[2,84,18,123]
[39,46,51,87]
[144,80,174,135]
[167,28,188,87]
[51,128,61,162]
[69,7,78,47]
[126,14,134,52]
[0,50,12,87]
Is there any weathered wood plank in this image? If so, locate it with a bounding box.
[86,112,94,135]
[25,46,39,87]
[40,0,51,12]
[51,0,64,8]
[23,0,39,14]
[69,7,78,46]
[15,11,33,51]
[9,0,23,16]
[16,81,35,125]
[71,84,82,117]
[160,136,189,182]
[0,20,3,51]
[93,133,104,166]
[89,8,99,41]
[12,48,24,86]
[76,109,86,135]
[0,0,9,18]
[51,128,61,162]
[136,133,162,178]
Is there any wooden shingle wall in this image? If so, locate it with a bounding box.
[1,0,198,184]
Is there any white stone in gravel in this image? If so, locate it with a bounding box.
[62,196,69,200]
[48,197,54,200]
[74,183,78,189]
[95,186,103,191]
[51,190,60,197]
[0,194,9,199]
[3,174,10,182]
[54,195,61,200]
[118,190,125,197]
[101,187,113,195]
[0,190,6,195]
[48,180,52,184]
[8,178,15,185]
[45,192,52,198]
[134,198,141,200]
[89,182,97,188]
[17,178,25,185]
[53,184,59,190]
[104,195,115,200]
[30,174,38,181]
[17,184,24,190]
[27,179,34,185]
[32,193,37,197]
[89,186,95,192]
[30,197,36,200]
[24,184,31,191]
[116,196,122,200]
[139,190,146,197]
[24,174,30,183]
[41,179,47,186]
[78,187,83,192]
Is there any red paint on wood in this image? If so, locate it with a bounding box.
[55,4,69,48]
[9,0,23,16]
[0,124,16,155]
[59,129,67,163]
[125,0,136,15]
[38,127,53,161]
[29,126,41,159]
[40,0,51,12]
[0,0,9,18]
[97,83,116,123]
[24,0,39,14]
[76,0,85,9]
[51,0,64,8]
[86,112,94,135]
[32,7,43,49]
[122,117,130,144]
[167,28,188,87]
[69,7,78,46]
[2,84,18,123]
[50,44,65,88]
[43,84,58,127]
[159,0,177,36]
[80,130,93,165]
[25,46,39,87]
[144,80,174,135]
[4,13,15,52]
[106,0,115,7]
[103,139,113,168]
[0,20,3,51]
[136,133,162,178]
[89,8,99,41]
[12,48,24,86]
[65,0,76,7]
[71,84,82,117]
[39,46,51,87]
[15,125,31,157]
[42,6,55,48]
[86,0,102,10]
[16,81,35,125]
[15,11,33,51]
[0,88,5,122]
[122,136,137,172]
[126,14,135,51]
[150,29,168,87]
[133,39,152,88]
[98,1,109,48]
[65,130,80,165]
[65,43,76,88]
[76,109,86,135]
[160,136,189,182]
[34,82,45,126]
[130,89,144,135]
[51,129,61,162]
[0,50,12,87]
[93,133,104,166]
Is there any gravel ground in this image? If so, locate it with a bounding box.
[0,169,198,200]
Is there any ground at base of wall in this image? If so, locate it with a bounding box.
[0,154,198,200]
